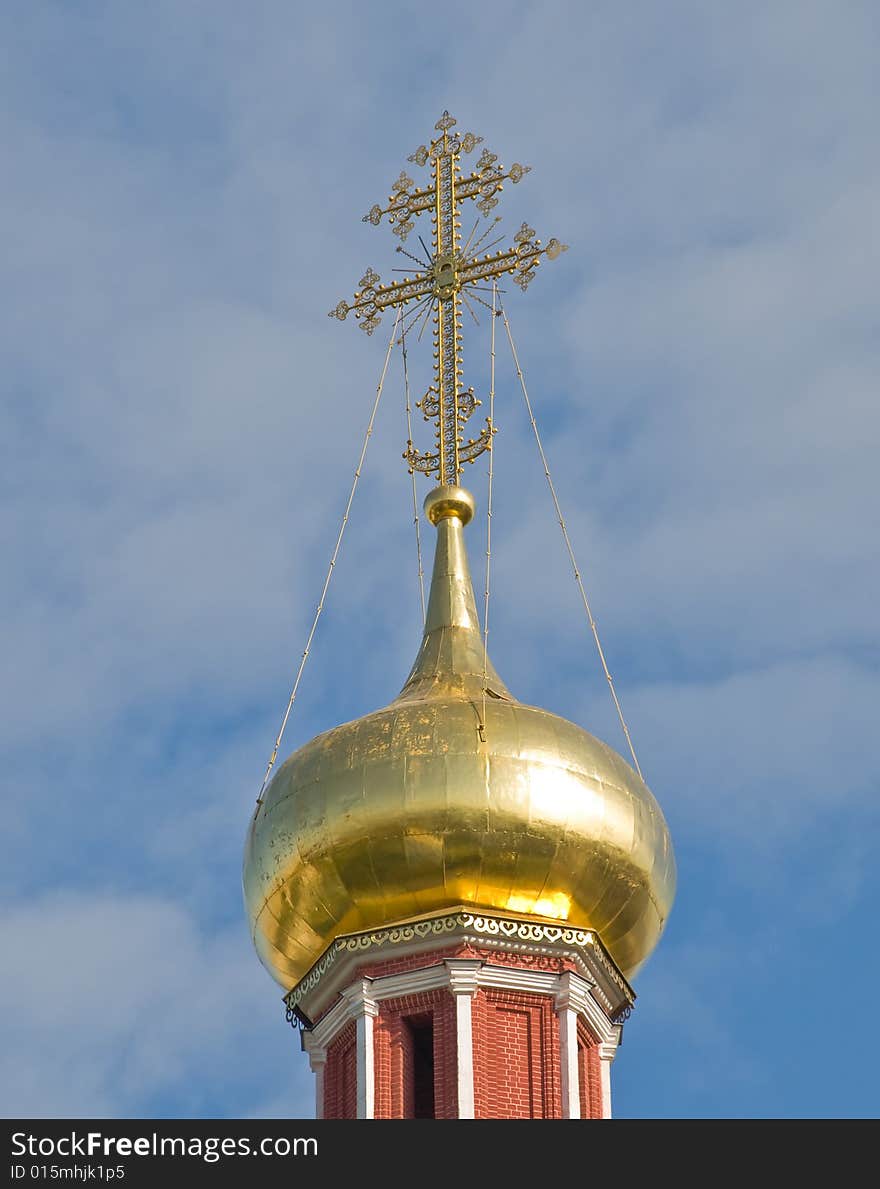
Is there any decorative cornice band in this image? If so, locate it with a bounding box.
[284,909,634,1013]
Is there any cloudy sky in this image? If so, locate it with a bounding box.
[2,1,878,1119]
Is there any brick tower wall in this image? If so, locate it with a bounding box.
[324,1019,357,1120]
[312,941,618,1120]
[577,1019,603,1120]
[373,987,458,1119]
[472,987,562,1118]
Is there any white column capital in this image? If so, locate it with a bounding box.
[554,968,593,1014]
[554,969,576,1013]
[598,1040,619,1064]
[306,1044,327,1072]
[340,977,379,1018]
[444,958,482,997]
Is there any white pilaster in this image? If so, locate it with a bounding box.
[340,978,378,1119]
[555,973,581,1119]
[445,959,481,1119]
[598,1040,617,1120]
[308,1048,327,1119]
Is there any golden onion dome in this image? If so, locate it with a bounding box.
[243,485,676,989]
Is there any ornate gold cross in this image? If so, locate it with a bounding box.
[329,111,567,486]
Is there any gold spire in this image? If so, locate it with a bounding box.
[397,485,510,703]
[329,111,567,486]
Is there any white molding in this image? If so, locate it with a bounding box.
[597,1040,618,1063]
[313,962,619,1048]
[305,1039,326,1070]
[445,958,481,998]
[476,965,559,995]
[361,963,451,1002]
[308,985,362,1049]
[556,971,617,1049]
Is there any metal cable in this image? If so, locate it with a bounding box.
[255,309,402,804]
[401,327,426,623]
[480,283,498,741]
[499,303,644,780]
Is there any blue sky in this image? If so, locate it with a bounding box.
[2,1,878,1118]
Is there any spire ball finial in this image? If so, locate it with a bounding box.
[424,484,475,526]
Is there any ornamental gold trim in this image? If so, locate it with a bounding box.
[283,909,633,1015]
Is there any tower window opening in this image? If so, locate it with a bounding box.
[407,1015,435,1118]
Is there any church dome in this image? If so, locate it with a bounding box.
[243,486,676,989]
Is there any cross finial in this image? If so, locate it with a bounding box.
[329,112,568,485]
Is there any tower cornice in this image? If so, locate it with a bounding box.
[284,907,634,1030]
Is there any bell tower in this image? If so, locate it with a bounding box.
[243,113,675,1119]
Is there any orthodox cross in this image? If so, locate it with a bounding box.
[329,111,567,486]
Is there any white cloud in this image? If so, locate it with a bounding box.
[0,892,312,1117]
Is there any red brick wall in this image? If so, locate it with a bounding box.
[318,948,605,1121]
[472,988,562,1119]
[373,988,458,1119]
[324,1019,357,1119]
[577,1019,603,1119]
[357,946,463,982]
